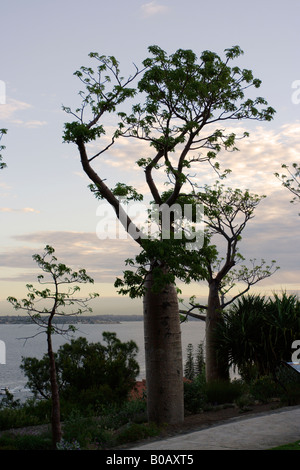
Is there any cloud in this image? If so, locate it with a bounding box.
[9,120,47,128]
[0,98,47,128]
[0,207,40,213]
[0,99,31,120]
[0,230,140,284]
[141,1,169,17]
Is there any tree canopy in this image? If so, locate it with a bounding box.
[62,44,276,419]
[21,333,139,407]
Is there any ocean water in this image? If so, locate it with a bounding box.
[0,320,206,401]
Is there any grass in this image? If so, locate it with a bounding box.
[270,440,300,450]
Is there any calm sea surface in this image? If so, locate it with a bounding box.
[0,321,206,400]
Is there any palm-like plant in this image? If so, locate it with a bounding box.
[216,293,300,380]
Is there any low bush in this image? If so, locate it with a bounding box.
[249,375,283,403]
[184,373,207,414]
[204,379,244,405]
[116,422,160,445]
[184,375,246,413]
[60,399,149,449]
[0,433,52,451]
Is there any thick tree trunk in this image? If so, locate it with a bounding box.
[205,280,229,383]
[143,270,184,425]
[47,328,62,448]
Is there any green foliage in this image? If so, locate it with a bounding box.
[204,380,244,405]
[275,162,300,211]
[116,422,160,445]
[249,376,281,403]
[115,237,211,298]
[184,373,244,413]
[56,400,152,449]
[21,333,139,408]
[0,389,21,410]
[184,344,195,380]
[62,52,138,146]
[271,440,300,450]
[216,293,300,377]
[0,399,48,431]
[0,433,52,451]
[89,182,143,202]
[7,245,99,340]
[63,121,105,143]
[61,410,105,449]
[63,45,276,302]
[184,373,207,414]
[184,342,205,380]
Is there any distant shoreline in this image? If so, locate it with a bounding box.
[0,315,144,325]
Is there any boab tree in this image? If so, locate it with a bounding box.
[63,45,275,424]
[179,183,279,382]
[8,245,99,448]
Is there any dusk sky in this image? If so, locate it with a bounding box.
[0,0,299,316]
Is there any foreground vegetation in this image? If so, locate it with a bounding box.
[0,361,299,450]
[1,292,299,450]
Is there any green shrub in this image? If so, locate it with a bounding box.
[116,422,160,445]
[0,433,52,450]
[184,373,207,414]
[61,401,149,449]
[21,333,140,409]
[249,375,281,403]
[204,379,243,405]
[62,409,102,448]
[0,406,41,431]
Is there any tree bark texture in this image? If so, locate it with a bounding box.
[143,271,184,425]
[205,280,229,383]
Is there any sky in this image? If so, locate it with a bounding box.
[0,0,299,316]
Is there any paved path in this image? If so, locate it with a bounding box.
[130,405,300,450]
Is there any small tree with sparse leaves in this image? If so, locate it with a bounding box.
[7,245,99,448]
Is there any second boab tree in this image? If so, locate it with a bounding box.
[179,183,279,381]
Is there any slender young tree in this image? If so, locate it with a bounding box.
[63,45,275,424]
[7,245,98,448]
[179,183,279,381]
[184,343,195,380]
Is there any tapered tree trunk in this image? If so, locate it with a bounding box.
[205,280,229,383]
[143,270,184,425]
[47,327,62,448]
